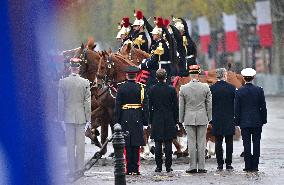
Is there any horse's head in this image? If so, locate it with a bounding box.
[73,43,100,81]
[96,51,115,85]
[119,42,150,65]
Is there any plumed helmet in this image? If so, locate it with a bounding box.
[151,17,163,35]
[133,10,144,26]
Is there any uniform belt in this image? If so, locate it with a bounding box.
[122,104,142,109]
[159,61,171,64]
[185,55,194,59]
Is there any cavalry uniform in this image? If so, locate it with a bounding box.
[115,66,148,175]
[173,18,197,76]
[140,18,171,87]
[132,31,149,52]
[141,38,170,87]
[132,10,149,53]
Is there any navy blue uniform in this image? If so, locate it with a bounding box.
[115,80,148,174]
[133,31,149,53]
[141,39,170,87]
[234,83,267,171]
[210,80,236,166]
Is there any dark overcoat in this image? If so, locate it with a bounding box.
[148,82,178,141]
[210,80,236,136]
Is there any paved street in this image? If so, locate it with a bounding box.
[72,96,284,185]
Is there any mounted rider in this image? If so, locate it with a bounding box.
[140,17,171,87]
[117,17,132,50]
[172,17,197,76]
[132,10,149,53]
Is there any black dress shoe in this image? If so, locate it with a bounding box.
[217,165,223,170]
[251,168,259,172]
[198,169,207,173]
[243,168,252,172]
[166,168,173,172]
[155,167,162,172]
[186,169,198,173]
[126,172,132,175]
[226,165,234,170]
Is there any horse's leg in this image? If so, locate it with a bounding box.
[173,139,183,158]
[100,109,110,156]
[88,107,104,147]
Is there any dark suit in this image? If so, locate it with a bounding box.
[210,80,236,166]
[115,80,148,174]
[234,83,267,171]
[148,82,178,169]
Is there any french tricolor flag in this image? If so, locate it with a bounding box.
[255,0,273,47]
[197,16,211,54]
[223,13,240,52]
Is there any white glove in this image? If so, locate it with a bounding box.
[85,121,92,131]
[142,59,146,64]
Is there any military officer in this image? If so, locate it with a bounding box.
[235,68,267,172]
[140,17,171,87]
[115,66,148,175]
[58,58,91,178]
[132,10,149,52]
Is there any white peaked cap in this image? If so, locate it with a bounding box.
[241,68,256,77]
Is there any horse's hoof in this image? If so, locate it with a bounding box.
[108,152,114,158]
[182,152,189,157]
[176,153,183,158]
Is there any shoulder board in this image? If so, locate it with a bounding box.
[117,81,126,86]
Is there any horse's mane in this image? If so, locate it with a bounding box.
[132,48,150,58]
[113,53,137,67]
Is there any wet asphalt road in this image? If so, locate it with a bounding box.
[72,96,284,185]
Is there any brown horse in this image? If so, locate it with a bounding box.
[118,42,150,65]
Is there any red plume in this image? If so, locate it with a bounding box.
[135,10,143,20]
[163,18,170,27]
[122,17,130,27]
[156,17,164,28]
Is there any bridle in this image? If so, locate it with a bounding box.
[94,53,115,89]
